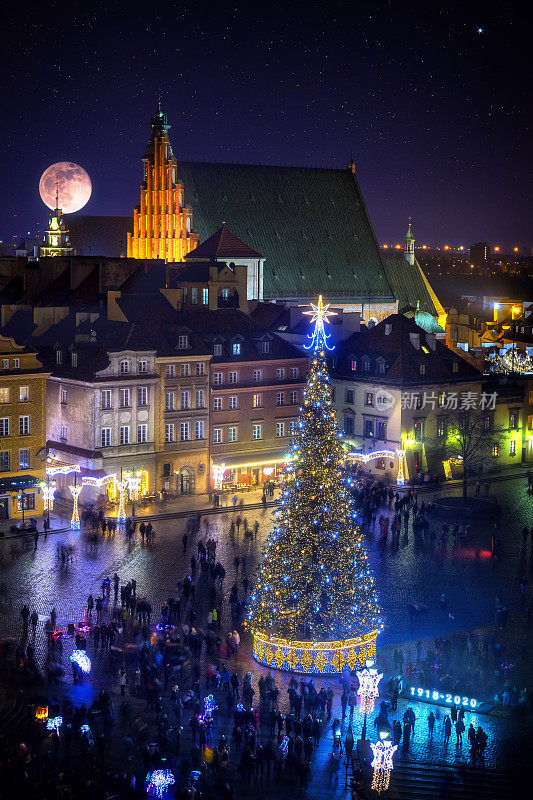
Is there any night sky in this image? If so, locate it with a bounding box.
[3,1,531,250]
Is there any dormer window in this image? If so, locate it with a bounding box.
[178,335,189,350]
[362,356,370,372]
[261,341,270,355]
[56,350,63,365]
[120,359,130,374]
[376,358,385,374]
[232,343,241,355]
[350,359,357,372]
[452,361,459,373]
[214,344,223,356]
[71,352,78,367]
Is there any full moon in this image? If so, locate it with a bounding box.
[39,162,92,214]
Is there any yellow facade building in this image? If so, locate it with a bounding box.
[0,335,49,523]
[127,104,199,261]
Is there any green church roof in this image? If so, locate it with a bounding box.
[178,160,442,316]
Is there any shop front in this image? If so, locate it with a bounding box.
[0,474,45,524]
[211,450,292,492]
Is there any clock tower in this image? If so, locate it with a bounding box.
[127,103,199,261]
[41,185,72,257]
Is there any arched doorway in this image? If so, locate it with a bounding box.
[179,468,193,495]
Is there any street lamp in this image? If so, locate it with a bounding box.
[356,660,382,741]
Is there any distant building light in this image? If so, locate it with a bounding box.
[382,244,388,248]
[394,244,401,249]
[444,245,449,250]
[494,246,500,252]
[513,247,519,252]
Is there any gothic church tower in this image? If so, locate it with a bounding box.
[127,103,199,261]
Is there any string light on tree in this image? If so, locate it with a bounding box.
[248,296,382,674]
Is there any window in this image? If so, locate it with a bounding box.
[276,421,285,438]
[232,343,241,355]
[290,390,298,405]
[13,358,20,369]
[101,389,112,409]
[261,341,270,354]
[452,361,459,373]
[138,360,147,373]
[19,386,29,402]
[290,367,299,379]
[56,350,63,365]
[344,415,354,435]
[276,368,285,380]
[252,393,263,408]
[362,358,370,372]
[120,388,131,408]
[213,372,223,386]
[60,388,67,404]
[101,428,111,447]
[162,463,172,477]
[228,426,237,442]
[137,386,148,406]
[437,418,446,437]
[20,416,30,436]
[252,370,262,382]
[165,364,176,378]
[415,394,423,410]
[195,420,205,439]
[510,440,516,456]
[181,391,190,409]
[276,392,285,406]
[483,415,492,431]
[60,424,67,440]
[191,287,198,304]
[119,426,130,445]
[228,396,238,410]
[178,335,189,350]
[377,360,385,375]
[180,422,190,441]
[252,424,263,440]
[438,393,445,407]
[71,352,78,367]
[18,493,35,511]
[364,419,374,437]
[165,424,175,443]
[165,392,174,411]
[509,411,518,430]
[213,428,222,444]
[120,359,130,374]
[345,389,354,404]
[214,344,223,356]
[0,389,9,403]
[492,444,499,457]
[214,397,223,411]
[229,371,238,384]
[365,392,374,407]
[137,424,147,443]
[350,360,357,372]
[0,418,9,437]
[289,420,297,435]
[413,420,424,441]
[202,288,209,305]
[0,451,9,471]
[419,364,427,376]
[196,389,205,408]
[376,458,386,470]
[196,362,206,376]
[181,363,191,377]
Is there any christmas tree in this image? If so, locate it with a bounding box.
[249,297,382,674]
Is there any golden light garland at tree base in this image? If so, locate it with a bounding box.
[252,629,378,674]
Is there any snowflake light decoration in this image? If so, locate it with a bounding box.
[146,769,175,798]
[303,295,337,351]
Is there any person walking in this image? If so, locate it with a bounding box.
[341,688,348,720]
[119,665,128,695]
[348,688,357,718]
[455,718,465,746]
[428,711,435,739]
[468,723,476,751]
[182,532,188,553]
[443,716,452,745]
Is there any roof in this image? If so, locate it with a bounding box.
[382,253,445,319]
[67,215,132,257]
[403,308,446,334]
[333,314,481,387]
[185,226,262,260]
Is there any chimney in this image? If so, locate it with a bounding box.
[385,323,392,336]
[426,333,436,351]
[409,332,420,350]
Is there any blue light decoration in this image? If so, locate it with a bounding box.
[46,715,63,733]
[303,294,337,351]
[204,694,218,716]
[146,768,175,798]
[70,649,92,674]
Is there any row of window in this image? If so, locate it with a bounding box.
[0,387,30,403]
[344,416,387,439]
[0,416,30,437]
[0,448,30,471]
[101,387,151,409]
[165,390,205,411]
[212,420,297,444]
[164,362,207,378]
[56,351,78,367]
[1,358,21,370]
[164,421,206,443]
[213,390,299,411]
[101,424,151,447]
[213,367,299,386]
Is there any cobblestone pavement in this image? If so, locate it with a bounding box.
[0,476,532,795]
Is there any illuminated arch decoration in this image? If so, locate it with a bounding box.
[347,449,396,465]
[46,464,81,477]
[81,473,116,490]
[69,485,82,530]
[370,739,397,793]
[252,629,378,675]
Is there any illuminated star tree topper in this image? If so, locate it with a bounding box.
[303,294,337,351]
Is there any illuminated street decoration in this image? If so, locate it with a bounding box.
[70,649,91,674]
[396,449,406,486]
[407,685,479,709]
[212,463,226,491]
[303,294,337,350]
[42,485,56,511]
[145,768,175,798]
[116,479,128,523]
[204,694,217,716]
[46,464,81,477]
[69,485,82,530]
[370,739,397,793]
[81,473,116,489]
[488,350,533,374]
[46,715,63,734]
[253,630,378,675]
[348,450,396,464]
[356,661,383,713]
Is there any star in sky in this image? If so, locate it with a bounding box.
[477,27,484,34]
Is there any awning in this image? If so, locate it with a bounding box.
[212,449,292,470]
[0,475,41,493]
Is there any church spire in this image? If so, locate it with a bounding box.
[404,217,415,265]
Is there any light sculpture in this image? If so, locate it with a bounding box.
[356,661,383,714]
[42,485,56,512]
[46,715,63,733]
[70,649,91,674]
[69,485,82,530]
[370,739,397,793]
[396,449,406,487]
[212,463,226,491]
[116,479,128,523]
[303,294,336,350]
[146,769,175,798]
